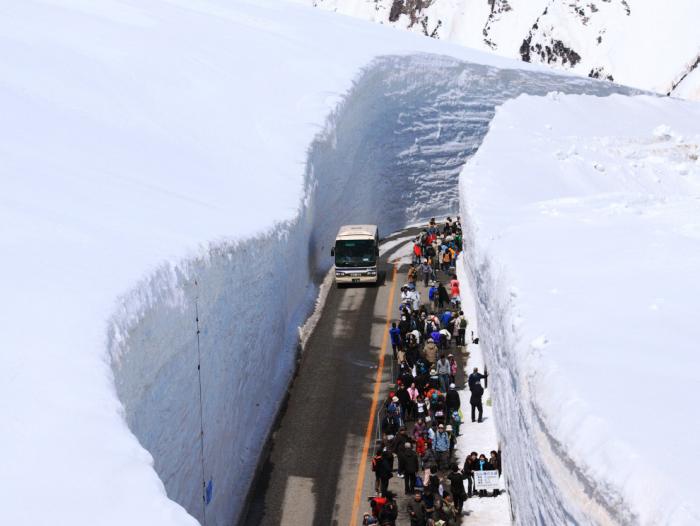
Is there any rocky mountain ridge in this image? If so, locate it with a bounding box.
[308,0,700,99]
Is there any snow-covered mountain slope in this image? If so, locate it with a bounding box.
[306,0,700,99]
[459,92,700,524]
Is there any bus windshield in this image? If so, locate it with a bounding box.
[335,239,376,268]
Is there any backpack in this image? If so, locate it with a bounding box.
[460,318,467,329]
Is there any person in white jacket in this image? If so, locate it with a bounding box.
[408,289,421,311]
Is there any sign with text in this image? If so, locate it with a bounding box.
[474,470,500,490]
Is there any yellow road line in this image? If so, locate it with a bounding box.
[349,264,398,526]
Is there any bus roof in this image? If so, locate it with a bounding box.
[336,224,378,239]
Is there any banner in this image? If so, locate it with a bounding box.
[473,470,500,490]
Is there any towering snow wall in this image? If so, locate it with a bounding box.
[458,93,700,524]
[110,54,633,525]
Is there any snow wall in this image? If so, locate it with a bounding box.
[110,54,632,525]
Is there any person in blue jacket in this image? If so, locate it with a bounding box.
[440,310,452,328]
[390,322,402,360]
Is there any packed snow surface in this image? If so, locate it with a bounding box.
[306,0,700,100]
[460,93,700,524]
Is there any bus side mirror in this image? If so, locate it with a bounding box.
[330,248,335,257]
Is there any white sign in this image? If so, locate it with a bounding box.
[473,470,500,490]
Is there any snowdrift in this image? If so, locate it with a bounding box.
[459,93,700,524]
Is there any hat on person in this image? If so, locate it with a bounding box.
[405,442,412,448]
[425,416,432,423]
[448,353,454,357]
[392,396,399,402]
[449,383,456,389]
[445,425,453,431]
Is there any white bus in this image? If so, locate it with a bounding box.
[331,224,379,285]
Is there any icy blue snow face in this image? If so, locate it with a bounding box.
[109,54,633,525]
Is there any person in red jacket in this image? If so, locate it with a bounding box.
[412,242,422,265]
[450,276,460,300]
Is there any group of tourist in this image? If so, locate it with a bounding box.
[362,218,502,525]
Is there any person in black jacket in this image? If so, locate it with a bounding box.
[468,367,488,390]
[393,428,411,477]
[445,383,460,414]
[437,282,450,309]
[378,492,398,526]
[402,443,419,495]
[447,463,467,514]
[377,449,394,497]
[463,452,477,497]
[406,492,427,526]
[470,381,484,423]
[426,464,440,495]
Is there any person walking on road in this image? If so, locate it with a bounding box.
[455,311,468,347]
[389,322,402,360]
[423,338,439,365]
[447,463,467,514]
[436,354,451,393]
[407,492,427,526]
[437,282,449,309]
[372,448,383,494]
[449,276,461,303]
[378,491,398,525]
[441,493,459,525]
[403,442,419,495]
[407,383,419,421]
[470,381,484,423]
[420,260,432,286]
[433,423,450,470]
[448,354,458,384]
[428,282,439,311]
[445,383,460,415]
[377,449,394,497]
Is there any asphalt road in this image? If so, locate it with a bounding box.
[239,230,417,526]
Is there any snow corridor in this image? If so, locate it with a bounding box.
[109,54,633,525]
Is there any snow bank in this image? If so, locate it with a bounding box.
[1,1,636,524]
[459,92,700,524]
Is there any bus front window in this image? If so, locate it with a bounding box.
[334,240,376,267]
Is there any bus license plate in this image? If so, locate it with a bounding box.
[352,278,360,283]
